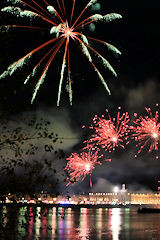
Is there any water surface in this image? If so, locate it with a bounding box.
[1,206,160,239]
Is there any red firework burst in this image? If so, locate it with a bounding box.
[65,149,103,187]
[0,0,122,106]
[131,108,160,155]
[85,108,130,152]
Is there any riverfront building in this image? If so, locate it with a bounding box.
[2,185,160,205]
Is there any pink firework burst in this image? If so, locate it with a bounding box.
[0,0,122,106]
[131,108,160,155]
[86,108,130,152]
[65,149,103,187]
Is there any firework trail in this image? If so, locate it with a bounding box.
[131,108,160,156]
[85,108,130,152]
[0,0,122,106]
[65,148,106,187]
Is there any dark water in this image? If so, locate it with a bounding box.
[1,206,160,239]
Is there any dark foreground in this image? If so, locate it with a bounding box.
[1,206,160,240]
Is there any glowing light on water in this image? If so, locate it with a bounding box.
[35,207,41,237]
[18,207,27,238]
[124,208,130,239]
[79,208,89,239]
[52,207,57,239]
[96,208,103,238]
[111,208,121,240]
[41,208,48,237]
[28,207,34,237]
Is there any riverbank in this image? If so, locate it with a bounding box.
[0,203,144,208]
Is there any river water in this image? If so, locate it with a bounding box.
[1,206,160,239]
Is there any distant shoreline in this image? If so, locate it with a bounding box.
[0,203,143,208]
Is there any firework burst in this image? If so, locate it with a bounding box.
[131,108,160,156]
[65,148,104,187]
[0,0,122,105]
[85,108,130,152]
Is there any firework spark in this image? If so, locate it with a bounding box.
[65,149,103,187]
[131,108,160,155]
[0,0,122,106]
[85,108,130,152]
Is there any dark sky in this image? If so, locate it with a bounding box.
[0,0,160,193]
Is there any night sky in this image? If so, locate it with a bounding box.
[0,0,160,194]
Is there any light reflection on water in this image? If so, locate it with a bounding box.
[80,208,89,239]
[52,207,57,238]
[35,207,41,237]
[111,208,121,240]
[124,208,130,239]
[1,206,160,239]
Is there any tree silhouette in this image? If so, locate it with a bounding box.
[0,114,66,195]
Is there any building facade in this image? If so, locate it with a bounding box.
[2,186,160,205]
[131,193,160,205]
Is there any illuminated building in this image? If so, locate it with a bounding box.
[87,192,160,205]
[2,185,160,205]
[130,193,160,205]
[88,192,131,205]
[88,184,130,205]
[158,180,160,194]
